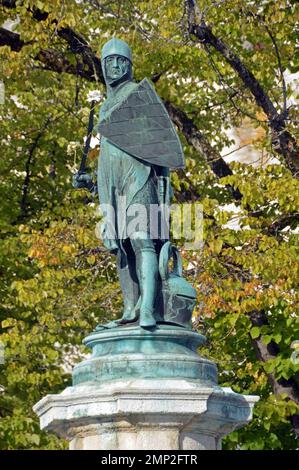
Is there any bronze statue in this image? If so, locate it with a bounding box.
[73,38,196,330]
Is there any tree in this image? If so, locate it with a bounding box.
[0,0,298,449]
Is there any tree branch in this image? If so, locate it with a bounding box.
[264,25,287,116]
[35,48,100,81]
[250,309,299,436]
[56,27,103,82]
[0,26,25,51]
[185,0,299,177]
[164,99,242,200]
[268,213,299,236]
[244,10,288,117]
[18,118,51,221]
[0,12,242,200]
[0,1,103,82]
[0,26,101,80]
[3,3,297,228]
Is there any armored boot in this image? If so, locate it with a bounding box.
[116,252,140,324]
[133,244,159,328]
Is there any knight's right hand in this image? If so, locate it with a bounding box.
[72,172,93,190]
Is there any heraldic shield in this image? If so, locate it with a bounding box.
[98,78,185,169]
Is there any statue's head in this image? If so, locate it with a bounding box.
[101,38,132,87]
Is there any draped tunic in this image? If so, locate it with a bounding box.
[97,80,170,253]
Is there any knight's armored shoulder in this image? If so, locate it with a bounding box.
[98,78,185,169]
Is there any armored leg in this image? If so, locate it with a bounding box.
[116,249,140,324]
[130,233,159,328]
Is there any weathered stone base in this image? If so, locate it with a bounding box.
[33,378,258,450]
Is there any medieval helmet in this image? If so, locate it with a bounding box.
[101,38,132,64]
[101,38,132,87]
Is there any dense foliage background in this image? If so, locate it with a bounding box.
[0,0,298,449]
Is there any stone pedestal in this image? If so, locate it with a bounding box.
[33,324,259,450]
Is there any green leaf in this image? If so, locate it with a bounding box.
[250,327,260,339]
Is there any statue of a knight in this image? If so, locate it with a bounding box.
[74,38,185,329]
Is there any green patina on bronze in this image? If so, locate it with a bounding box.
[74,37,197,332]
[72,39,205,385]
[72,324,218,386]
